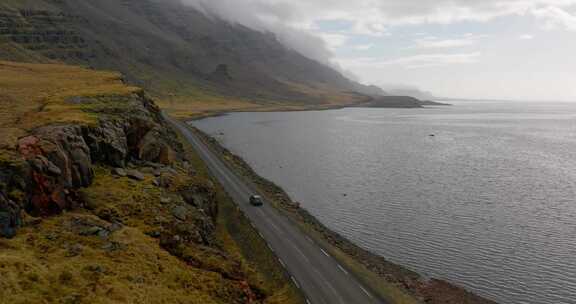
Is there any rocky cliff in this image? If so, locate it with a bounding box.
[0,61,297,303]
[1,68,182,233]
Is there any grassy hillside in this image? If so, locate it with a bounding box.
[0,60,138,162]
[0,0,376,118]
[0,60,303,303]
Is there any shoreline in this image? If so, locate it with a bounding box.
[168,95,450,121]
[174,102,358,121]
[185,116,498,304]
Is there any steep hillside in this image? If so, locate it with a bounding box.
[0,61,302,303]
[0,0,380,117]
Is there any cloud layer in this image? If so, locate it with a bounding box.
[180,0,576,100]
[181,0,576,59]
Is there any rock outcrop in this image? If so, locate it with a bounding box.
[207,64,233,83]
[18,126,93,216]
[1,92,184,236]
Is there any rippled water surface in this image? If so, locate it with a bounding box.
[193,101,576,304]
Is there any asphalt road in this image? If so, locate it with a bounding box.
[166,114,387,304]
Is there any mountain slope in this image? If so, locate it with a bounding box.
[0,0,381,114]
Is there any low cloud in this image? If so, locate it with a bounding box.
[412,36,481,49]
[351,44,375,51]
[532,6,576,31]
[180,0,334,63]
[338,52,481,69]
[179,0,576,61]
[519,34,535,39]
[317,33,349,50]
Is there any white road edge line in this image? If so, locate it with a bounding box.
[266,243,274,252]
[290,276,300,289]
[305,298,312,304]
[278,258,286,268]
[359,285,373,299]
[306,236,314,243]
[258,231,264,238]
[320,248,330,257]
[337,264,349,275]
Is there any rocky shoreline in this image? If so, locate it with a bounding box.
[188,123,498,304]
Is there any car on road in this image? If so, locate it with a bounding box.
[249,195,263,206]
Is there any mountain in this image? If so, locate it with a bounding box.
[0,0,382,112]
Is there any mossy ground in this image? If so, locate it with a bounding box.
[0,152,257,303]
[0,212,224,304]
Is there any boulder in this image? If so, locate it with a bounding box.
[126,169,145,181]
[18,125,94,216]
[112,168,127,177]
[179,184,217,219]
[172,205,188,221]
[135,128,177,165]
[83,119,128,168]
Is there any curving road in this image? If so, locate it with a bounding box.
[166,114,387,304]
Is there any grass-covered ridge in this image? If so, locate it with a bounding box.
[0,61,139,158]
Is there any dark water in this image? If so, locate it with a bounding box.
[192,101,576,304]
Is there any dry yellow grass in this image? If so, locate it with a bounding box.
[156,80,366,120]
[0,164,260,304]
[0,213,222,304]
[158,95,263,120]
[282,81,367,106]
[0,61,139,151]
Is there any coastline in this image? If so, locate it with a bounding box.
[164,94,450,121]
[168,101,360,121]
[185,116,498,304]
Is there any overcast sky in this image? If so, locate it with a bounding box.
[185,0,576,101]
